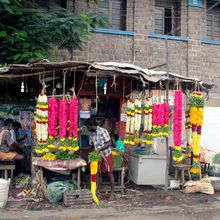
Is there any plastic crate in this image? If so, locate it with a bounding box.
[63,189,93,206]
[113,155,123,169]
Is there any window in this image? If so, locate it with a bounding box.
[36,0,66,10]
[188,0,203,8]
[155,0,181,36]
[206,14,220,41]
[98,0,126,31]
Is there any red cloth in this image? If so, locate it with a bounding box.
[100,153,113,173]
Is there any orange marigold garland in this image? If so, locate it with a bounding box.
[190,92,204,175]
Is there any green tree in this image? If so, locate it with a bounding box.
[0,0,107,64]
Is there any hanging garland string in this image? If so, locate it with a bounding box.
[143,97,153,145]
[35,92,49,155]
[190,92,204,175]
[134,98,142,144]
[124,99,135,145]
[152,104,159,137]
[173,90,183,164]
[88,152,101,204]
[68,97,79,151]
[47,98,58,150]
[59,98,68,151]
[152,102,170,138]
[163,102,170,137]
[185,109,192,158]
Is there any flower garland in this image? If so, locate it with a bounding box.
[173,90,183,164]
[59,98,68,151]
[190,92,204,175]
[134,98,142,143]
[163,103,170,137]
[185,110,192,158]
[35,94,48,155]
[124,100,135,145]
[89,152,101,204]
[143,98,153,145]
[47,98,58,150]
[68,97,79,152]
[152,104,159,137]
[152,102,170,137]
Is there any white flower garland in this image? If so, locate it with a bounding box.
[36,94,48,145]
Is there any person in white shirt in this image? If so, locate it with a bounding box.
[10,122,27,144]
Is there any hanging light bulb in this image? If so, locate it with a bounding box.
[104,80,107,95]
[21,81,25,93]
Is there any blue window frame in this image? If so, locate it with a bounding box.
[187,0,203,8]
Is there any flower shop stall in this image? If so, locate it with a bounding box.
[0,61,214,197]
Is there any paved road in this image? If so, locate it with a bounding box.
[1,203,220,220]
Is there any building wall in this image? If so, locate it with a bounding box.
[55,0,220,105]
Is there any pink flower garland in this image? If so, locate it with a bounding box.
[73,98,79,138]
[48,98,58,138]
[152,104,159,127]
[163,103,170,125]
[158,104,164,127]
[173,90,183,146]
[68,97,79,151]
[59,98,68,139]
[69,97,79,138]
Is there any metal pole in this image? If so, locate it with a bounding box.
[165,80,170,192]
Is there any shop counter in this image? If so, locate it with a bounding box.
[129,153,166,185]
[33,157,87,196]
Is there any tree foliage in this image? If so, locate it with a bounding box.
[0,0,107,64]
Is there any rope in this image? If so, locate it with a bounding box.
[122,78,125,105]
[76,71,86,97]
[95,74,98,112]
[63,69,67,97]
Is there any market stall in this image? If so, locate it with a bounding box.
[0,60,214,203]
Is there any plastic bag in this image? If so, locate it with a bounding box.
[47,181,77,203]
[116,138,125,153]
[47,181,66,203]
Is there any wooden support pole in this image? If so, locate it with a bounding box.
[165,80,170,192]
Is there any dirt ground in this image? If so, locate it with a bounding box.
[3,185,220,215]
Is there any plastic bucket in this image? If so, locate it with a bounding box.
[0,178,10,209]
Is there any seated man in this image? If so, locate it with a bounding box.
[10,121,27,144]
[0,118,24,161]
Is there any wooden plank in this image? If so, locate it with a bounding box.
[0,165,15,170]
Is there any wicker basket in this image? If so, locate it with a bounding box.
[63,189,93,206]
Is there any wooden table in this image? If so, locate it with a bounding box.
[33,158,87,197]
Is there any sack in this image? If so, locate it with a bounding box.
[47,181,66,203]
[47,181,77,203]
[115,138,125,153]
[0,178,10,209]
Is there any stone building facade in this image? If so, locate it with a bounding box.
[55,0,220,106]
